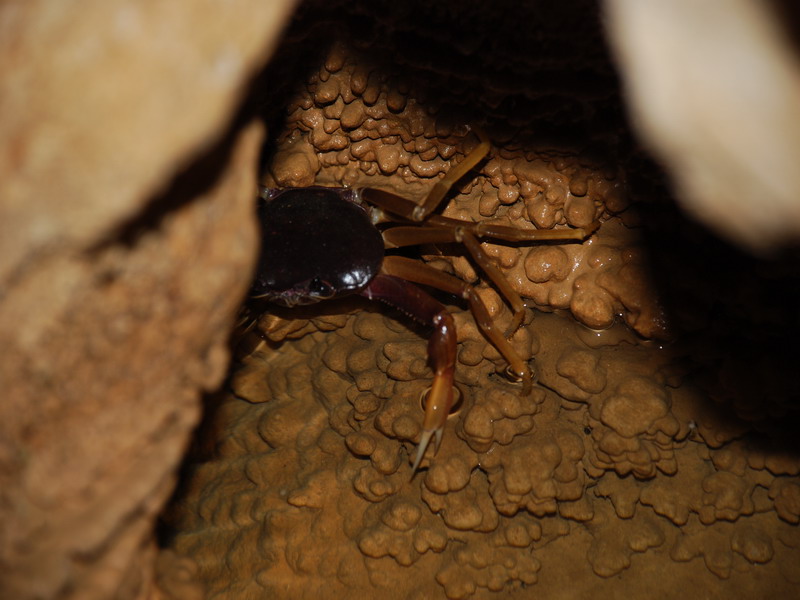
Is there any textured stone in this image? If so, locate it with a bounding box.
[0,1,295,598]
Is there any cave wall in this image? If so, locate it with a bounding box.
[0,1,296,598]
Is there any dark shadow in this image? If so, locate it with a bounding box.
[767,0,800,55]
[158,0,800,551]
[630,167,800,444]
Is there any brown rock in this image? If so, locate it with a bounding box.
[0,1,295,598]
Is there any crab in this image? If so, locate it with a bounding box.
[252,128,598,474]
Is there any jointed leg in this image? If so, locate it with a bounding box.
[381,255,533,395]
[382,224,528,335]
[382,219,599,337]
[360,273,456,475]
[413,126,491,221]
[427,214,601,241]
[382,220,600,247]
[457,230,527,337]
[360,126,490,223]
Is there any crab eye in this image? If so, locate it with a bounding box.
[309,277,336,299]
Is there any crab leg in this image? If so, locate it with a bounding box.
[413,126,491,221]
[383,225,526,336]
[360,126,491,223]
[381,255,533,395]
[460,230,528,337]
[445,220,600,335]
[426,214,601,241]
[360,273,456,475]
[384,220,599,337]
[372,203,598,339]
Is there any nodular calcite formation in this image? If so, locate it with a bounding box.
[166,306,800,598]
[4,1,799,599]
[160,22,800,599]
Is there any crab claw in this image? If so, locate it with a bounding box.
[411,369,454,476]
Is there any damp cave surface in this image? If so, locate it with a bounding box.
[158,2,800,599]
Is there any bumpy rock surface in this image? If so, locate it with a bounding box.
[6,1,797,599]
[167,307,800,598]
[261,38,667,340]
[162,3,800,598]
[0,1,295,599]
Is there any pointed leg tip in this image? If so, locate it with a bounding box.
[586,220,601,237]
[410,429,435,476]
[434,428,443,454]
[503,316,523,339]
